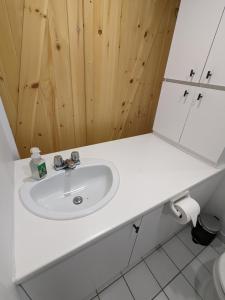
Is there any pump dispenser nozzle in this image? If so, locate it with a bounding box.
[30,147,41,159]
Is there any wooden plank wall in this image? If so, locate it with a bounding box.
[0,0,180,158]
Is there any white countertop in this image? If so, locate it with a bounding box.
[14,134,222,283]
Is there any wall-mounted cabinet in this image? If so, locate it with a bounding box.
[153,82,194,143]
[180,87,225,163]
[200,11,225,86]
[165,0,225,83]
[154,82,225,164]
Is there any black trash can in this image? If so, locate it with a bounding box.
[191,214,221,246]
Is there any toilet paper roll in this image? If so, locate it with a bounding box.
[171,195,200,227]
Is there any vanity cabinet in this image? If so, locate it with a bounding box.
[154,82,225,164]
[129,205,182,265]
[22,220,141,300]
[21,204,184,300]
[165,0,225,83]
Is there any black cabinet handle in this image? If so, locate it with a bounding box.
[206,70,212,79]
[190,69,195,77]
[133,224,140,234]
[197,93,203,101]
[183,90,189,97]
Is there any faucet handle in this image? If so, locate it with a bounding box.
[71,151,80,164]
[54,155,64,169]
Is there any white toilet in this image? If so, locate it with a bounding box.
[213,252,225,299]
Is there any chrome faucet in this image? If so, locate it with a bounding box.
[53,151,80,171]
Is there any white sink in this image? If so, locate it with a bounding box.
[20,160,119,220]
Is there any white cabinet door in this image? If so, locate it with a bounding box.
[201,11,225,86]
[180,87,225,163]
[22,221,140,300]
[129,205,182,265]
[153,82,193,143]
[165,0,225,82]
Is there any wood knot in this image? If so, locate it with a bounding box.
[31,82,39,89]
[56,43,61,51]
[98,29,102,35]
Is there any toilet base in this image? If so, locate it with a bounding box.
[213,259,225,300]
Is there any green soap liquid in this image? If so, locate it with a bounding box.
[38,162,47,178]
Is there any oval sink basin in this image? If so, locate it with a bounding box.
[20,160,119,220]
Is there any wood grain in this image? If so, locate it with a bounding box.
[0,0,180,157]
[67,0,87,147]
[16,0,49,157]
[0,0,24,133]
[84,0,180,144]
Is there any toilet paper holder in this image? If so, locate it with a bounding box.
[169,191,189,218]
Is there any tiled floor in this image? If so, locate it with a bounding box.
[91,225,225,300]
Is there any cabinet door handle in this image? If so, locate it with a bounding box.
[133,224,140,234]
[190,69,195,77]
[206,70,212,79]
[197,93,203,101]
[183,90,189,97]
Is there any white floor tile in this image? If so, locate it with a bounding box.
[154,291,168,300]
[124,262,160,300]
[164,274,201,300]
[177,226,205,255]
[210,237,225,255]
[163,236,194,270]
[202,279,220,300]
[99,278,133,300]
[182,257,211,298]
[197,246,219,273]
[145,248,179,287]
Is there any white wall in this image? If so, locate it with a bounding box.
[204,172,225,239]
[0,111,21,299]
[0,99,19,160]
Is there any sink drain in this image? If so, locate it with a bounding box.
[73,196,83,205]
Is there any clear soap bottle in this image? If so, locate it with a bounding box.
[30,147,47,180]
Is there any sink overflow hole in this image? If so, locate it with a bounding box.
[73,196,83,205]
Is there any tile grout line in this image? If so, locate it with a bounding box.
[210,239,225,255]
[142,258,164,299]
[161,237,208,299]
[123,258,144,276]
[18,284,33,300]
[122,275,136,300]
[96,274,124,297]
[142,258,164,289]
[97,229,200,299]
[162,290,170,300]
[91,226,219,300]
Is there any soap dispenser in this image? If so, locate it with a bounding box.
[30,147,47,180]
